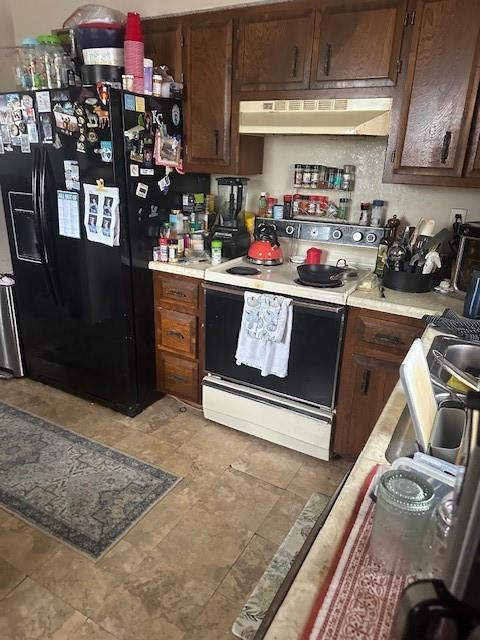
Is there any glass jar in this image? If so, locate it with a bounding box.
[341,165,355,191]
[423,493,455,579]
[338,198,350,220]
[310,165,319,189]
[292,193,302,217]
[371,199,385,227]
[369,469,436,574]
[302,164,311,188]
[359,202,371,226]
[168,240,178,263]
[294,164,303,187]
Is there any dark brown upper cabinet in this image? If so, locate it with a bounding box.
[392,0,480,179]
[183,15,234,169]
[310,1,407,89]
[237,4,315,92]
[465,94,480,179]
[143,18,183,82]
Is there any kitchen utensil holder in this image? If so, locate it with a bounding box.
[383,266,434,293]
[429,407,466,463]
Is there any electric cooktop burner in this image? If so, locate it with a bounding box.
[294,278,343,289]
[226,266,262,276]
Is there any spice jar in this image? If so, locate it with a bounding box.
[310,165,319,189]
[292,193,302,217]
[338,198,350,220]
[302,165,312,188]
[152,74,163,96]
[168,240,178,262]
[159,237,168,262]
[211,239,222,265]
[371,199,385,226]
[294,164,303,187]
[266,196,277,218]
[341,165,355,191]
[359,202,371,226]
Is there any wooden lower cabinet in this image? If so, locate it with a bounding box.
[153,271,202,405]
[334,307,424,457]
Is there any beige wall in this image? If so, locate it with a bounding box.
[11,0,256,41]
[226,135,480,229]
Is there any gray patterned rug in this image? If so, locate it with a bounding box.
[0,401,180,559]
[232,492,329,640]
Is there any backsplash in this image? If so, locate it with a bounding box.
[214,135,480,228]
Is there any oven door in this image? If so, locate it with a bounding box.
[203,283,346,409]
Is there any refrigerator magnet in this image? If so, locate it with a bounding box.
[36,91,52,113]
[135,96,145,113]
[124,94,135,111]
[136,183,148,198]
[158,174,170,194]
[20,134,30,153]
[130,164,139,177]
[140,168,154,176]
[100,140,113,162]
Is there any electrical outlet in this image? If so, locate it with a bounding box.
[450,208,467,227]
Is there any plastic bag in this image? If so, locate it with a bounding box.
[63,4,126,28]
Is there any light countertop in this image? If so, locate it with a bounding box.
[349,287,465,319]
[264,326,441,640]
[148,260,211,279]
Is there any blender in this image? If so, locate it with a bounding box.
[210,177,251,259]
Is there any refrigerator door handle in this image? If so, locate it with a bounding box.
[38,147,62,305]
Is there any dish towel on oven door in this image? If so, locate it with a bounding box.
[235,292,293,377]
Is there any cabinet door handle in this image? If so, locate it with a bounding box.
[324,43,332,76]
[168,289,187,298]
[167,373,187,384]
[360,369,371,395]
[214,129,219,156]
[291,45,299,78]
[167,329,185,340]
[374,332,404,346]
[441,131,452,164]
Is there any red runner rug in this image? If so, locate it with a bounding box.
[302,466,408,640]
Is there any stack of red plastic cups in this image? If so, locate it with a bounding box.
[124,12,144,93]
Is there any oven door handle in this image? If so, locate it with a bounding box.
[202,282,344,314]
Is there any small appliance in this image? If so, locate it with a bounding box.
[247,221,284,266]
[210,177,251,259]
[453,221,480,293]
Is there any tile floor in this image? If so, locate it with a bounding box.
[0,378,351,640]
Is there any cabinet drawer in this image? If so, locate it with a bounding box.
[155,273,199,309]
[157,352,199,402]
[355,315,422,355]
[157,308,197,358]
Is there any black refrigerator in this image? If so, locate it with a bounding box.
[0,87,209,416]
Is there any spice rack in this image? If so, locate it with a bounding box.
[291,164,355,220]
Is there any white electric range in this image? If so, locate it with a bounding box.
[202,219,383,461]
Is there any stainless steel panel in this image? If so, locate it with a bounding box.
[0,283,24,376]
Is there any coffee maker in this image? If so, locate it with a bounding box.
[210,177,250,259]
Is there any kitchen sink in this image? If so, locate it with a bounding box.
[428,335,480,387]
[386,335,478,463]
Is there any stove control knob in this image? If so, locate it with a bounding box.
[332,229,343,240]
[352,231,363,243]
[285,225,295,236]
[366,232,378,244]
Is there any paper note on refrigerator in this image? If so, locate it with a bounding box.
[57,191,80,239]
[83,183,120,247]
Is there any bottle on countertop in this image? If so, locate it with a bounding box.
[258,192,267,218]
[266,196,277,218]
[283,194,293,219]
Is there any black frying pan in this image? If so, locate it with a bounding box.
[297,264,357,284]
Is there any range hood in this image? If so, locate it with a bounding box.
[239,98,392,136]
